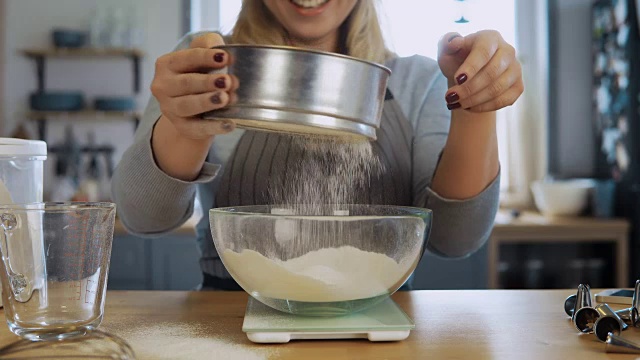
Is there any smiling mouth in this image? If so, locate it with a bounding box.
[289,0,330,9]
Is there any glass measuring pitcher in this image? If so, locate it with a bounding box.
[0,202,116,341]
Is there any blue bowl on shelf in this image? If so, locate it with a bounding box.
[30,92,85,111]
[52,29,87,49]
[94,97,136,112]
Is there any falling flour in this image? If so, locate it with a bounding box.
[223,246,418,302]
[268,135,383,215]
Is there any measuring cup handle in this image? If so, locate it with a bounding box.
[0,213,18,270]
[0,213,32,302]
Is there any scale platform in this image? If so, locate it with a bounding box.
[242,296,415,343]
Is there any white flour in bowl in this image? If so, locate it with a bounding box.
[223,246,418,302]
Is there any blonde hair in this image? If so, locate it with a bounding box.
[229,0,394,64]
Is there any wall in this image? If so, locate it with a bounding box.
[548,0,595,178]
[1,0,183,197]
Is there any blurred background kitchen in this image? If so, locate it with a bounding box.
[0,0,638,291]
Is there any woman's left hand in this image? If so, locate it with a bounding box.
[437,30,524,112]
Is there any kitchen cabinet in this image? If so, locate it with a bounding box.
[108,209,488,291]
[108,229,488,291]
[108,210,632,292]
[108,234,149,290]
[413,244,488,290]
[108,221,202,291]
[488,210,630,289]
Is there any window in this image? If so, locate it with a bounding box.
[194,0,517,192]
[219,1,242,33]
[378,0,516,59]
[378,0,516,191]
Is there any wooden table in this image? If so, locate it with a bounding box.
[488,211,630,288]
[0,290,639,359]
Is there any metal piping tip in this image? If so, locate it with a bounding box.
[571,284,600,333]
[572,284,596,330]
[594,304,627,341]
[564,294,576,317]
[574,307,599,333]
[615,307,633,323]
[594,316,621,341]
[632,280,640,327]
[596,303,628,331]
[605,333,640,354]
[575,285,592,310]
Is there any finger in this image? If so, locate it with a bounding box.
[438,32,464,57]
[456,62,521,109]
[445,46,516,104]
[453,32,501,85]
[157,48,229,73]
[229,74,240,92]
[166,74,233,97]
[189,33,225,49]
[170,91,230,117]
[466,81,524,113]
[228,91,239,106]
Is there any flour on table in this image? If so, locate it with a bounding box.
[223,246,418,302]
[113,324,277,360]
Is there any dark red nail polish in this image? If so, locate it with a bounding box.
[448,34,461,43]
[214,53,225,63]
[456,73,468,85]
[447,102,462,110]
[211,93,221,104]
[215,77,226,89]
[446,92,460,104]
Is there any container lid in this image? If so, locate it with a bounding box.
[0,138,47,156]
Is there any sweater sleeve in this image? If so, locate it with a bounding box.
[111,32,220,237]
[388,55,500,259]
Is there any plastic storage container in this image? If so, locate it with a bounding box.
[0,138,47,205]
[0,138,47,308]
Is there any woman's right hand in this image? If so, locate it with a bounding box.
[151,33,238,140]
[150,33,238,181]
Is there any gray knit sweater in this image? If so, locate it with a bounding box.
[111,33,500,260]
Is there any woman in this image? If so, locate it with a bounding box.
[112,0,523,290]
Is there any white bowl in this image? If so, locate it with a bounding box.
[531,179,595,217]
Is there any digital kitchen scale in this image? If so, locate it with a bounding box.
[242,297,415,343]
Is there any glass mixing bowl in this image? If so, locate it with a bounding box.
[209,205,432,316]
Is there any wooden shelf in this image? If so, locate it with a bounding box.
[492,210,630,241]
[488,210,631,289]
[20,47,144,103]
[27,110,141,140]
[27,110,141,120]
[21,47,144,58]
